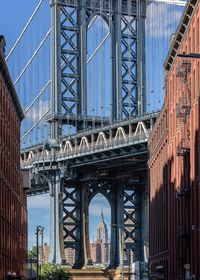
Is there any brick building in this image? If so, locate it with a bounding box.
[148,0,200,278]
[0,36,27,279]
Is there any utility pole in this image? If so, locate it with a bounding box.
[36,225,43,280]
[40,227,44,274]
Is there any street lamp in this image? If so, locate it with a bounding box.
[40,227,44,273]
[36,225,44,280]
[177,53,200,59]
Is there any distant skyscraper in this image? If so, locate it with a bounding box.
[43,243,50,264]
[97,210,108,243]
[90,210,110,264]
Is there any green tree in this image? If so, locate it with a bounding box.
[39,263,71,280]
[28,246,37,272]
[28,246,37,258]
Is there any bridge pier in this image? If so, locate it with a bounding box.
[23,114,158,267]
[78,182,93,268]
[109,185,124,268]
[61,181,92,268]
[61,178,143,268]
[48,171,63,264]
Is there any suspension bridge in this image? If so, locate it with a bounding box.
[6,0,187,274]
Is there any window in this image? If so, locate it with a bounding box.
[192,28,195,52]
[197,18,199,49]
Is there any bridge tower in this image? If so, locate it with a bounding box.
[41,0,148,268]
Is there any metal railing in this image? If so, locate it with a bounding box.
[21,131,149,168]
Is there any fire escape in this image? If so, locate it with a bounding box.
[176,59,191,263]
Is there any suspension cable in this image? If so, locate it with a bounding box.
[21,107,51,141]
[87,33,110,64]
[14,29,51,86]
[88,15,98,29]
[6,0,45,61]
[24,80,51,115]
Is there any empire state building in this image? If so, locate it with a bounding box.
[90,210,110,264]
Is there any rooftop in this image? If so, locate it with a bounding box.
[164,0,198,71]
[0,35,24,121]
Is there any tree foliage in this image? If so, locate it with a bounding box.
[28,246,37,258]
[39,263,71,280]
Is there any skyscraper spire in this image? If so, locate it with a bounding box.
[100,208,104,223]
[90,208,109,264]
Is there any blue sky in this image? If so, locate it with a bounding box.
[0,0,184,248]
[0,0,38,49]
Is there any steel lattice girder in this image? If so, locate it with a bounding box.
[63,184,81,263]
[123,187,140,259]
[60,6,79,117]
[121,14,137,117]
[63,0,137,14]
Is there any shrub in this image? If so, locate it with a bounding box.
[38,263,70,280]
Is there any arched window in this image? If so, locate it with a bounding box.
[89,193,111,266]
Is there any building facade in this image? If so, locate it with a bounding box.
[0,36,27,279]
[148,0,200,278]
[43,243,50,264]
[90,211,110,265]
[64,246,75,266]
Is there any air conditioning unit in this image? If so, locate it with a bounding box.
[21,168,31,190]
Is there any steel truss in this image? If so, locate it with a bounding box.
[123,186,140,260]
[49,0,146,134]
[63,183,82,266]
[21,112,158,169]
[24,109,154,266]
[60,6,79,119]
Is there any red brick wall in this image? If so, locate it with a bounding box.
[148,106,169,279]
[149,2,200,279]
[0,71,27,278]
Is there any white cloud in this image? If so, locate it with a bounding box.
[146,2,183,38]
[28,194,50,209]
[25,99,50,123]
